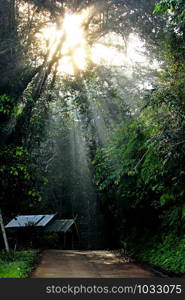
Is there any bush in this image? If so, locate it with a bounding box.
[122,233,185,275]
[0,250,38,278]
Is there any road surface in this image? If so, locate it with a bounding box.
[31,250,163,278]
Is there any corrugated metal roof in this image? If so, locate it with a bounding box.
[37,214,56,226]
[5,214,56,228]
[44,219,75,233]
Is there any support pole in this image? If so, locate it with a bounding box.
[0,209,10,252]
[72,233,74,250]
[64,233,66,249]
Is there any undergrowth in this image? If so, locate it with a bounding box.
[0,250,38,278]
[122,233,185,275]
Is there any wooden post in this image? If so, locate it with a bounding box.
[72,233,74,250]
[64,233,66,249]
[0,209,10,252]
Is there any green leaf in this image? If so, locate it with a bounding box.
[160,193,175,206]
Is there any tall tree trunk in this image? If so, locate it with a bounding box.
[0,0,16,37]
[0,0,10,39]
[9,0,16,34]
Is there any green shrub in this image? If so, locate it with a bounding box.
[0,250,38,278]
[122,233,185,274]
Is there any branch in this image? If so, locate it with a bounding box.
[45,153,57,172]
[134,148,150,172]
[171,140,185,147]
[51,107,79,116]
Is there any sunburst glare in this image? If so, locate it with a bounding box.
[36,11,89,75]
[36,10,149,75]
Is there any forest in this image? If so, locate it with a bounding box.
[0,0,185,276]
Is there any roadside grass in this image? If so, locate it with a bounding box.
[122,233,185,275]
[135,234,185,275]
[0,250,38,278]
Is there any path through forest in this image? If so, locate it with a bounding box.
[32,250,163,278]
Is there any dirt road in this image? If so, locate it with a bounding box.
[32,250,162,278]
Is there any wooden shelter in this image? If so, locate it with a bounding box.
[5,214,57,229]
[5,214,79,249]
[44,219,79,249]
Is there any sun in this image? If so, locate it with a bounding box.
[36,11,90,75]
[60,13,88,73]
[36,10,149,75]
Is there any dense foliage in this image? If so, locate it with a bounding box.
[93,0,185,273]
[126,233,185,274]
